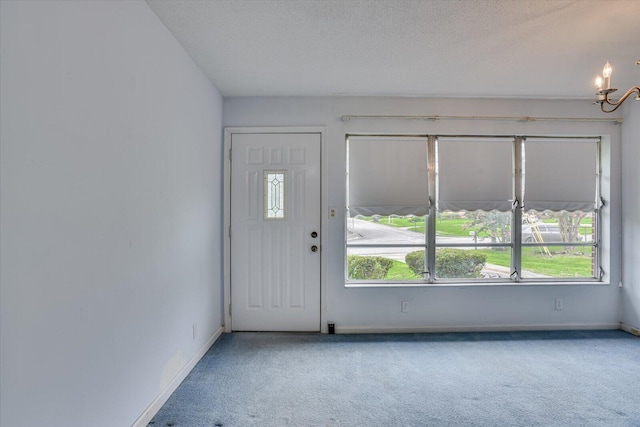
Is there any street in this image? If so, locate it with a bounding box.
[347,218,481,261]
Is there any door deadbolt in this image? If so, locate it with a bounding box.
[311,231,318,238]
[311,245,318,252]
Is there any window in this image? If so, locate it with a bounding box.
[519,137,599,280]
[264,170,286,219]
[346,134,601,285]
[347,136,429,282]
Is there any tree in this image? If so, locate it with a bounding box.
[550,211,588,243]
[463,211,511,246]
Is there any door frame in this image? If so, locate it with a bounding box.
[223,127,327,333]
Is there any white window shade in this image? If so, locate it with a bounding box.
[524,138,598,212]
[438,138,513,212]
[348,137,429,216]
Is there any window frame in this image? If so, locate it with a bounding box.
[345,134,602,286]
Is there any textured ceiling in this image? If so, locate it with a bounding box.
[146,0,640,99]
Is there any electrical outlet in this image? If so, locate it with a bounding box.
[401,301,409,313]
[192,323,197,340]
[555,298,563,310]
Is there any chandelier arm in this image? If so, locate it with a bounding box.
[601,86,640,113]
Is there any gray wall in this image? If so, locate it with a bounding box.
[224,96,622,333]
[622,102,640,330]
[0,1,224,425]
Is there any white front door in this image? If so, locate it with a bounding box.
[230,132,321,331]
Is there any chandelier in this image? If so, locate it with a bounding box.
[595,60,640,113]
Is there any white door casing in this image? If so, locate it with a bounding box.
[229,132,321,331]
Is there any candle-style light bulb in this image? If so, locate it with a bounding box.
[595,76,603,92]
[602,61,612,89]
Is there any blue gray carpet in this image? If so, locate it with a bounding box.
[150,330,640,426]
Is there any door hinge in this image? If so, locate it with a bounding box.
[228,304,232,317]
[228,225,231,238]
[229,148,232,161]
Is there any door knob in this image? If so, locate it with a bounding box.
[311,245,318,252]
[311,231,318,238]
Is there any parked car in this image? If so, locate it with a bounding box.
[522,223,583,243]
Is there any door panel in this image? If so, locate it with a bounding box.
[230,133,321,331]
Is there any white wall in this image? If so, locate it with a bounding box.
[0,1,223,426]
[224,96,622,333]
[621,103,640,330]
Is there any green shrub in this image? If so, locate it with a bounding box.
[347,255,394,280]
[405,249,486,279]
[405,251,426,276]
[437,249,486,278]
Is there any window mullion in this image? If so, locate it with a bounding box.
[511,137,523,282]
[426,136,437,283]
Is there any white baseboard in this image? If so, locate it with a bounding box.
[335,323,621,334]
[131,326,224,427]
[621,323,640,336]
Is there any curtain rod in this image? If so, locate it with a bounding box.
[340,114,623,125]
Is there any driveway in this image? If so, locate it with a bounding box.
[347,218,477,261]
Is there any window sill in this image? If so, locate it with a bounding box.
[344,280,609,288]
